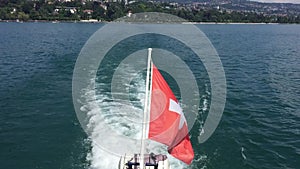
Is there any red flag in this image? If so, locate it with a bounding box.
[148,64,194,165]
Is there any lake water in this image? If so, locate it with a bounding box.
[0,22,299,169]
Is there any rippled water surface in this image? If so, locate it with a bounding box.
[0,22,299,169]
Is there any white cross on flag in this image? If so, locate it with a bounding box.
[147,64,194,165]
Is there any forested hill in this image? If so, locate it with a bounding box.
[0,0,299,23]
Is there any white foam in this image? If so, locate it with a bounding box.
[241,147,247,160]
[80,69,189,169]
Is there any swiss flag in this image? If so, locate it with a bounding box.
[148,64,194,165]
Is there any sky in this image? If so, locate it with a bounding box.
[251,0,300,4]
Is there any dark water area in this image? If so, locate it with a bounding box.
[0,22,299,169]
[198,24,300,169]
[0,22,102,169]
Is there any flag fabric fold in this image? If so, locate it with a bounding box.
[147,64,194,165]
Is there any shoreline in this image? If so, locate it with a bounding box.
[0,19,105,23]
[0,19,298,24]
[118,21,283,24]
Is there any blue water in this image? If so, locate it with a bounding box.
[0,22,299,169]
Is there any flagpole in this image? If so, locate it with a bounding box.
[141,48,152,169]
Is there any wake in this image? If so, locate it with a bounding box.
[80,68,187,169]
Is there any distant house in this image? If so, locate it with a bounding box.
[10,8,16,14]
[127,10,132,17]
[69,8,77,14]
[58,0,72,2]
[105,0,124,2]
[54,6,77,14]
[128,0,136,5]
[83,10,94,15]
[100,4,107,11]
